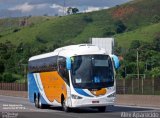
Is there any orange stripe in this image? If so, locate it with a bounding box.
[40,71,67,103]
[90,88,107,96]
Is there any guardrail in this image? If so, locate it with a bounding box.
[0,82,27,91]
[0,78,160,95]
[116,78,160,95]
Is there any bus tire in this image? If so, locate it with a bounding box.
[97,106,106,112]
[61,97,70,112]
[38,94,45,109]
[34,94,39,108]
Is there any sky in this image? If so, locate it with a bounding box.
[0,0,131,18]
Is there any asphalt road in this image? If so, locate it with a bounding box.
[0,95,160,118]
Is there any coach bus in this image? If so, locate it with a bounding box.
[28,44,119,112]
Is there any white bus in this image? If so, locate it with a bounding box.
[28,44,119,112]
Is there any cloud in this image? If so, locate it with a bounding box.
[50,3,110,14]
[50,4,63,9]
[50,4,66,14]
[63,0,131,7]
[0,0,131,18]
[83,6,109,13]
[85,7,100,12]
[9,2,34,13]
[9,2,48,13]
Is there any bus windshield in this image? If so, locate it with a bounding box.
[71,55,114,89]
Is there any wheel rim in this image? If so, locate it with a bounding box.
[35,96,38,107]
[38,96,41,108]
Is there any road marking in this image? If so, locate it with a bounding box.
[115,105,160,110]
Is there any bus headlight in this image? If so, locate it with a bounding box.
[71,94,83,99]
[108,92,116,98]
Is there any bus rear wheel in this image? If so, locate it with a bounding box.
[38,94,46,109]
[34,94,44,109]
[35,95,39,108]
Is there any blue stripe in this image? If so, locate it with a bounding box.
[74,88,93,97]
[28,73,47,104]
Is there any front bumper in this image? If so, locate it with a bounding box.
[69,97,115,108]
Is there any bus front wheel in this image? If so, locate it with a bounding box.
[62,98,70,112]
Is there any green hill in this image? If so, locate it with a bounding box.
[115,23,160,48]
[0,0,160,49]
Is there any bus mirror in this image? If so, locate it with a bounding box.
[112,55,120,69]
[66,57,71,70]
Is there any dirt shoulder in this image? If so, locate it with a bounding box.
[0,90,27,98]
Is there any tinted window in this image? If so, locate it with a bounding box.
[28,56,57,73]
[58,56,69,85]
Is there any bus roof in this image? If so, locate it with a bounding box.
[29,44,107,61]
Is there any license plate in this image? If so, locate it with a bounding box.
[92,101,99,103]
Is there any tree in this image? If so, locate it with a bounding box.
[152,35,160,51]
[3,73,17,82]
[149,67,160,79]
[16,43,24,53]
[103,28,115,37]
[0,43,7,54]
[130,40,141,49]
[0,61,5,74]
[72,8,79,14]
[67,7,79,15]
[115,20,127,33]
[152,15,160,23]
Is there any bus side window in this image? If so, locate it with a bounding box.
[58,57,69,85]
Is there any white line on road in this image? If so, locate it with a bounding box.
[115,104,160,110]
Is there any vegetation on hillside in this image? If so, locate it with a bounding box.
[0,0,160,82]
[116,37,160,79]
